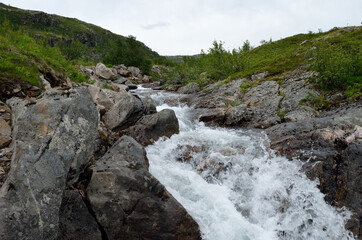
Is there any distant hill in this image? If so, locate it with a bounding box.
[0,2,163,86]
[0,3,159,61]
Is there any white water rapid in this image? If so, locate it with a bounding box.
[136,87,356,240]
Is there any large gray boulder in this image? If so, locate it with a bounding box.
[0,87,99,240]
[121,109,179,146]
[95,63,116,80]
[86,136,201,240]
[102,89,135,130]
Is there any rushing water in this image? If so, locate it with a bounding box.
[136,87,356,240]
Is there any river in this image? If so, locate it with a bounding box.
[135,87,355,240]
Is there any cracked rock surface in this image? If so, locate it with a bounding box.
[86,136,201,240]
[0,87,99,240]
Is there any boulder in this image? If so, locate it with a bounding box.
[95,63,116,80]
[0,87,99,240]
[177,82,200,94]
[224,104,247,126]
[121,109,179,146]
[0,117,11,148]
[57,190,102,240]
[86,136,201,240]
[102,90,135,130]
[118,69,132,77]
[128,66,141,76]
[142,75,151,84]
[251,71,268,81]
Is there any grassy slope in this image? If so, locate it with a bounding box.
[0,3,159,86]
[160,26,361,99]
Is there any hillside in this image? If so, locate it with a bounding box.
[156,26,361,99]
[0,2,160,87]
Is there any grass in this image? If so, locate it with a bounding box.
[0,21,87,86]
[158,26,361,100]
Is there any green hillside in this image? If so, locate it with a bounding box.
[0,2,160,86]
[157,26,361,98]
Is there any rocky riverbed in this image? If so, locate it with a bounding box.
[0,63,360,239]
[0,63,201,240]
[163,69,361,237]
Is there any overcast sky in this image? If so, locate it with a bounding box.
[3,0,362,55]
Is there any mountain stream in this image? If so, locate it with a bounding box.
[135,87,355,240]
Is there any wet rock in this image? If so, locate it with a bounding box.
[121,109,179,146]
[58,190,102,240]
[178,82,200,94]
[265,103,362,235]
[0,87,99,240]
[86,136,201,240]
[95,63,116,80]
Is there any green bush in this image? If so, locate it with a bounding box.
[310,42,361,90]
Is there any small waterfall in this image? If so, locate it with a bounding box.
[138,88,355,240]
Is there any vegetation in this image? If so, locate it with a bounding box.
[0,2,161,84]
[0,20,87,86]
[155,26,361,99]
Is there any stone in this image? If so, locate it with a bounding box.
[102,90,135,130]
[265,103,362,234]
[251,71,268,81]
[0,87,99,240]
[119,69,132,77]
[121,109,179,146]
[95,63,116,80]
[241,81,282,128]
[57,190,102,240]
[142,75,151,83]
[224,104,247,126]
[283,106,316,122]
[113,76,129,85]
[128,66,141,76]
[177,82,200,94]
[0,117,11,148]
[86,136,201,240]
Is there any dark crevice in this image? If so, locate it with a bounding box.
[77,170,109,240]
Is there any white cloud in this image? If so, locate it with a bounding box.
[3,0,362,55]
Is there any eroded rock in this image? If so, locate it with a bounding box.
[86,136,201,240]
[121,109,179,146]
[0,87,99,240]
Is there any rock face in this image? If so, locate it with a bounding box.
[122,109,180,146]
[178,82,200,94]
[265,103,362,236]
[0,87,99,240]
[241,80,282,128]
[86,136,201,240]
[58,190,102,240]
